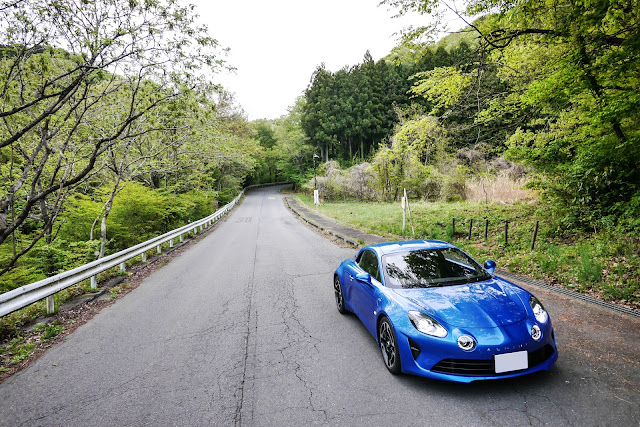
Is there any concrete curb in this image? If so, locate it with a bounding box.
[284,197,360,247]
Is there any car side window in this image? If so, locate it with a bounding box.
[358,250,380,282]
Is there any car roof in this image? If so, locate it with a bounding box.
[365,240,455,256]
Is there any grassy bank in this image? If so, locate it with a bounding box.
[298,195,640,310]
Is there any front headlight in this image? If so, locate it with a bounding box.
[529,296,549,324]
[408,311,448,338]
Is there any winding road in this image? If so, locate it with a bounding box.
[0,186,638,426]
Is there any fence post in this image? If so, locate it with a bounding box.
[504,221,510,245]
[484,219,489,241]
[468,219,473,239]
[452,218,456,239]
[531,220,539,250]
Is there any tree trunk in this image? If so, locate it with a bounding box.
[577,37,626,141]
[98,179,121,259]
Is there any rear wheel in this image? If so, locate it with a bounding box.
[378,317,401,374]
[334,275,348,314]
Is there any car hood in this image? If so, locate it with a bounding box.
[393,279,527,328]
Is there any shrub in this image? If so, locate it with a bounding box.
[440,166,467,202]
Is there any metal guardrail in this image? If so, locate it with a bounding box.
[0,182,289,317]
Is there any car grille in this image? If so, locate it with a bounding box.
[431,344,555,376]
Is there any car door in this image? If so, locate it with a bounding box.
[351,249,382,336]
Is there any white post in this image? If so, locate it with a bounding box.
[91,275,97,290]
[46,295,55,314]
[402,192,406,234]
[141,252,147,263]
[120,262,126,272]
[314,189,320,205]
[156,245,162,254]
[179,234,184,242]
[405,188,415,236]
[169,239,174,248]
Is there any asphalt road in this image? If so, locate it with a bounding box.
[0,186,638,426]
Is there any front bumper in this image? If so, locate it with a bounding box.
[394,317,558,383]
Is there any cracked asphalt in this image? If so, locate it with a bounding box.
[0,185,639,426]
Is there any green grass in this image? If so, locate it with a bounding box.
[2,336,36,364]
[298,195,640,308]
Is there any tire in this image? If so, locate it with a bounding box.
[334,275,348,314]
[378,317,401,375]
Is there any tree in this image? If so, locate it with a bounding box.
[301,53,411,163]
[385,0,640,228]
[0,0,227,274]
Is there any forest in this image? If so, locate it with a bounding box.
[1,0,639,302]
[298,0,639,235]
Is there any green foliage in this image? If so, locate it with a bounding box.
[301,52,413,161]
[41,322,64,340]
[576,244,603,286]
[3,336,35,364]
[393,115,451,165]
[30,240,101,276]
[410,67,473,113]
[440,166,468,202]
[1,183,217,294]
[371,137,437,201]
[383,0,640,232]
[105,182,213,250]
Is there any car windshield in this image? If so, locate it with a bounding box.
[382,248,492,289]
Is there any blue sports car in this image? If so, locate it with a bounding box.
[333,240,558,382]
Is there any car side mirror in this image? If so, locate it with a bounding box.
[483,260,496,275]
[355,272,372,284]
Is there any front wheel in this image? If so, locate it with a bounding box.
[334,275,348,314]
[378,317,401,374]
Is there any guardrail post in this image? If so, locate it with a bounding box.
[156,245,161,254]
[46,296,55,314]
[169,239,174,248]
[120,262,125,272]
[179,234,184,242]
[91,276,97,290]
[141,252,147,263]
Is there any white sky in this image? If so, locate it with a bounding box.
[189,0,459,121]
